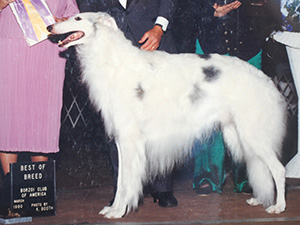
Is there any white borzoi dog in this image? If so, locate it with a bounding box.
[48,12,287,218]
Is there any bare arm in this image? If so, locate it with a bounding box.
[213,1,241,17]
[0,0,15,11]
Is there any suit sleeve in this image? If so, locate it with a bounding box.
[77,0,110,12]
[194,0,216,25]
[77,0,97,12]
[158,0,178,24]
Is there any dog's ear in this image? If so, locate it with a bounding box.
[97,13,118,30]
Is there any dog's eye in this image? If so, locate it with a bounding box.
[75,17,82,21]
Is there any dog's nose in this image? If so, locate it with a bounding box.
[47,25,53,32]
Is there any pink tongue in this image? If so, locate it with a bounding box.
[69,32,81,41]
[59,31,84,47]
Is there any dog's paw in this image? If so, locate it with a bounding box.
[99,206,111,216]
[99,205,127,219]
[246,197,261,206]
[265,203,286,214]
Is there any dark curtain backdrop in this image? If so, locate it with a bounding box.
[57,47,113,190]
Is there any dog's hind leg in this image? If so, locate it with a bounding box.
[261,155,286,214]
[244,153,274,207]
[222,124,263,206]
[222,124,264,203]
[223,122,286,214]
[99,134,146,218]
[238,134,286,214]
[246,149,286,214]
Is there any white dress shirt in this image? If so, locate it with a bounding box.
[118,0,169,31]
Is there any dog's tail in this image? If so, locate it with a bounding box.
[246,155,275,207]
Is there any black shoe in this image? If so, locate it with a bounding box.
[196,180,213,196]
[0,207,9,218]
[152,191,178,207]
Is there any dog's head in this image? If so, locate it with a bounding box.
[47,12,118,48]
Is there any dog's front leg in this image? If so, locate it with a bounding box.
[99,136,146,218]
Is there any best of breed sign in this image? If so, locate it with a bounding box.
[9,0,55,46]
[10,160,56,217]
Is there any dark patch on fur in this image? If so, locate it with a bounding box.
[136,83,145,100]
[189,84,202,104]
[198,54,211,60]
[149,62,155,70]
[203,66,221,82]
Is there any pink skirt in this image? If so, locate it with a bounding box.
[0,37,66,153]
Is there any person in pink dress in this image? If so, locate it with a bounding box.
[0,0,79,216]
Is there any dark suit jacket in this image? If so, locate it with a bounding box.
[77,0,178,53]
[172,0,197,53]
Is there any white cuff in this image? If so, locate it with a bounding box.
[155,16,169,32]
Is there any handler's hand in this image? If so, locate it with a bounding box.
[54,16,68,23]
[139,25,164,51]
[0,0,15,11]
[213,1,241,17]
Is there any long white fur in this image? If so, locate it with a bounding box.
[49,12,287,218]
